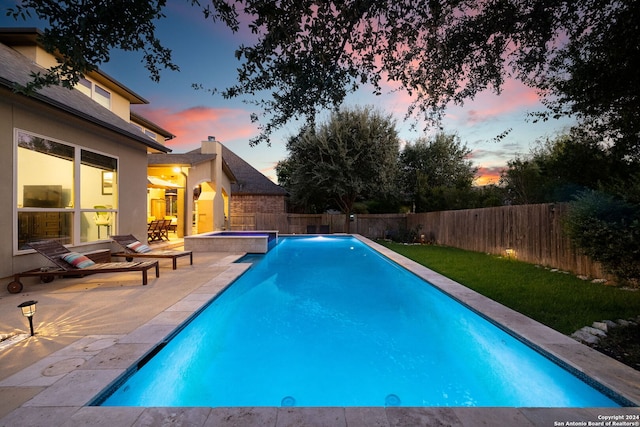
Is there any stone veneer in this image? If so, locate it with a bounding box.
[230,195,287,216]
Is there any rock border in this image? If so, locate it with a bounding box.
[571,316,640,345]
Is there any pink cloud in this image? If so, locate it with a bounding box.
[133,105,258,152]
[446,79,541,125]
[258,162,282,182]
[369,73,542,128]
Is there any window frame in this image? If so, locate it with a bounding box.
[93,84,111,109]
[13,129,119,254]
[77,77,112,110]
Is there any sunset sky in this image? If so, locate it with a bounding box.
[1,1,576,185]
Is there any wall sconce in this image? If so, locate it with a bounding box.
[17,300,38,336]
[505,248,516,260]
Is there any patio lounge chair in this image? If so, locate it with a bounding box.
[6,240,159,294]
[111,234,193,270]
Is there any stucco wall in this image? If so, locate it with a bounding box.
[0,90,150,280]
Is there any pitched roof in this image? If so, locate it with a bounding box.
[0,28,151,105]
[221,145,288,196]
[130,111,175,141]
[148,151,217,167]
[0,32,171,153]
[148,148,237,183]
[148,144,287,196]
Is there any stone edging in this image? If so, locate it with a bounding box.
[571,316,640,345]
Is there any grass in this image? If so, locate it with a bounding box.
[377,241,640,335]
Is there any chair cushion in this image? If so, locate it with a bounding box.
[127,241,152,253]
[61,252,96,269]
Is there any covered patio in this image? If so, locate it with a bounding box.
[147,138,236,239]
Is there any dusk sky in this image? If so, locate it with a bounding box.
[1,1,576,185]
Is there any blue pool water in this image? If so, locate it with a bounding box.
[100,236,620,407]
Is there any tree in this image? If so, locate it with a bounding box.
[5,0,182,90]
[7,1,639,152]
[500,129,638,205]
[283,106,399,230]
[398,133,477,212]
[564,190,640,286]
[499,156,548,205]
[274,158,293,190]
[532,2,640,160]
[275,157,326,213]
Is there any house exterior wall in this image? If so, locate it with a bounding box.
[0,93,15,279]
[187,161,212,234]
[211,142,233,231]
[230,194,287,216]
[12,43,133,124]
[0,90,149,280]
[184,141,234,234]
[109,92,131,123]
[12,45,58,69]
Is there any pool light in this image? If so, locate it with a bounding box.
[17,300,38,336]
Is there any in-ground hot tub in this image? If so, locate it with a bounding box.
[184,231,278,253]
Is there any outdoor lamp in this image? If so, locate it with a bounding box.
[505,248,516,259]
[17,300,38,336]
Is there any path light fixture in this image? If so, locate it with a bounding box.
[17,300,38,336]
[505,248,516,260]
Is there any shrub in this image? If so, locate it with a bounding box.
[387,224,424,243]
[564,190,640,286]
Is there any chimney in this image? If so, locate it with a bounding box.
[201,136,219,154]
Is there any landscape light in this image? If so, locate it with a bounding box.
[17,300,38,336]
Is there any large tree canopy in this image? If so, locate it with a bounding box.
[500,128,640,205]
[7,0,639,152]
[280,106,399,228]
[399,133,477,212]
[533,1,640,160]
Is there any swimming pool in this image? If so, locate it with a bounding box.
[97,236,621,407]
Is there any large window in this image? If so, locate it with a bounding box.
[15,130,118,251]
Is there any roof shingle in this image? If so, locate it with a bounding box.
[148,145,287,196]
[221,145,288,196]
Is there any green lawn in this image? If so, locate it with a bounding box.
[377,241,640,335]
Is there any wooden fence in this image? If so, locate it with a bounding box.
[232,212,407,236]
[406,203,608,279]
[230,204,608,279]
